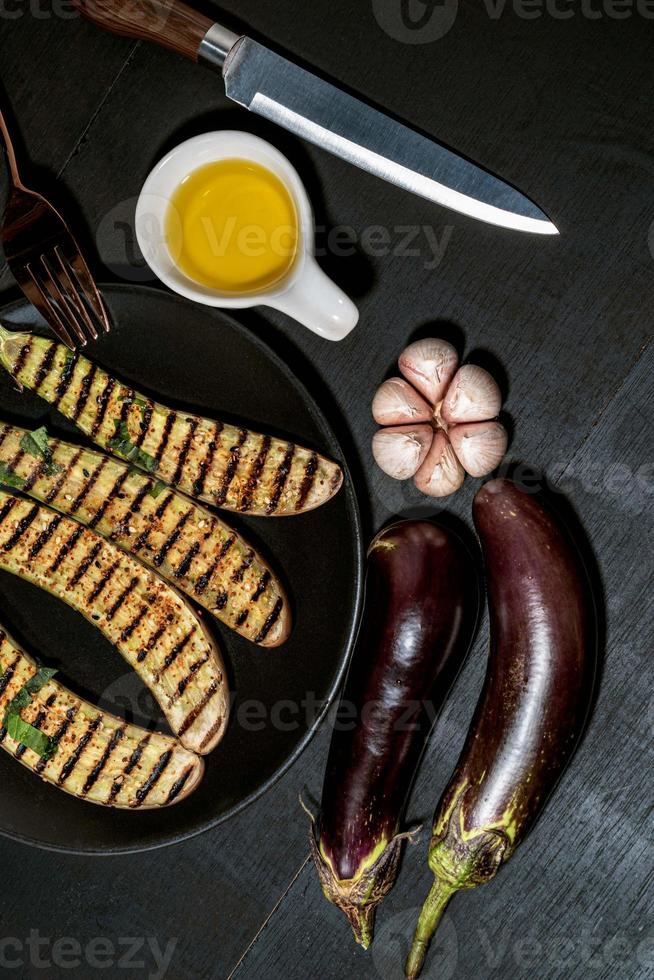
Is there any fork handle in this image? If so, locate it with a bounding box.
[0,109,22,187]
[71,0,237,64]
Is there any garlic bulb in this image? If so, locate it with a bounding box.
[372,377,433,426]
[371,338,508,499]
[441,365,501,424]
[398,338,459,405]
[449,421,508,478]
[372,425,434,480]
[413,431,465,497]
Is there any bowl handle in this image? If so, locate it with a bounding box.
[267,257,359,342]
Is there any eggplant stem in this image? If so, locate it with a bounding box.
[405,877,456,980]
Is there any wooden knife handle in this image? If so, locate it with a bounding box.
[72,0,214,62]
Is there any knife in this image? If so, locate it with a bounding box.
[72,0,558,235]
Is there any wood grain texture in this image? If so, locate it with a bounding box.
[0,0,653,977]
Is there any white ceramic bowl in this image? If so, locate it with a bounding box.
[135,131,359,341]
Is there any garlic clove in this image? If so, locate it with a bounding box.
[398,338,459,405]
[449,421,508,478]
[413,430,465,497]
[441,364,502,424]
[372,425,434,480]
[372,377,433,425]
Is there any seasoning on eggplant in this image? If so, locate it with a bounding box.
[406,479,597,979]
[0,328,343,517]
[309,520,479,948]
[0,625,204,808]
[0,422,291,647]
[0,490,229,755]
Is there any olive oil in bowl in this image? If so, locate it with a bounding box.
[166,159,299,295]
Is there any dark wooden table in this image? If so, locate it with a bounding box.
[1,2,652,978]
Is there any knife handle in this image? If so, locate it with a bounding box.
[72,0,238,65]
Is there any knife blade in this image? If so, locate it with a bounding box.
[73,0,558,235]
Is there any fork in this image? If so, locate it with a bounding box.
[0,106,110,350]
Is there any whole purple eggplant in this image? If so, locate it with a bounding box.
[406,479,597,978]
[309,520,479,948]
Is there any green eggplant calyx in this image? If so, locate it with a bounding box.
[429,782,510,890]
[308,824,414,950]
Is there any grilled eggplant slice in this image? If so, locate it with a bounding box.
[0,491,229,754]
[0,626,204,808]
[0,329,343,516]
[0,423,290,647]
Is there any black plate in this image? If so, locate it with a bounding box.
[0,284,363,854]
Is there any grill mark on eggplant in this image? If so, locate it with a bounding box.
[14,692,57,759]
[254,598,284,643]
[134,402,153,449]
[58,716,102,785]
[174,542,200,579]
[12,339,33,379]
[91,376,116,438]
[49,525,84,574]
[136,621,167,664]
[120,605,149,643]
[67,542,103,588]
[152,509,193,567]
[22,457,46,493]
[53,352,78,406]
[194,535,235,595]
[133,492,173,553]
[296,453,319,511]
[0,425,10,453]
[33,343,57,392]
[236,609,248,627]
[88,469,130,528]
[36,705,77,773]
[155,412,176,463]
[266,444,295,514]
[251,571,271,603]
[177,680,220,737]
[232,550,254,584]
[214,429,247,506]
[240,435,272,512]
[88,559,119,602]
[198,714,224,752]
[28,515,62,560]
[45,449,84,503]
[171,419,199,487]
[133,749,173,807]
[106,577,139,621]
[157,629,195,676]
[0,654,20,699]
[192,426,222,497]
[166,765,195,804]
[110,480,152,542]
[7,446,25,474]
[82,725,125,795]
[2,504,39,552]
[169,654,210,703]
[71,457,108,513]
[213,591,228,610]
[71,364,97,421]
[0,496,18,529]
[107,733,150,803]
